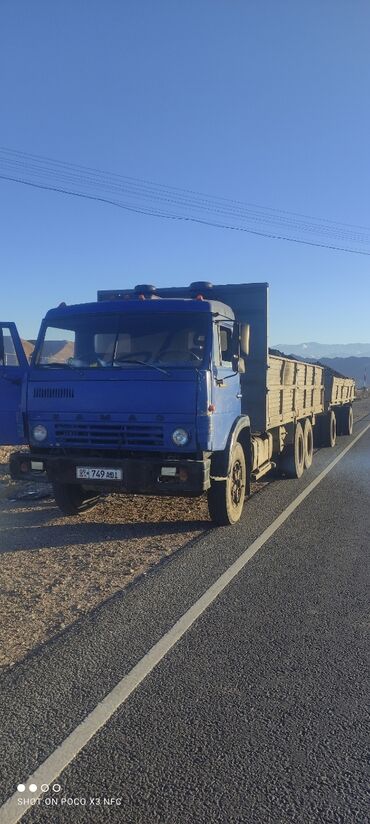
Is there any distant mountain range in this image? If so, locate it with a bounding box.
[319,357,369,387]
[272,342,370,359]
[271,343,369,386]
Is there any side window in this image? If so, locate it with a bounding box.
[38,327,75,365]
[0,327,20,366]
[219,324,234,367]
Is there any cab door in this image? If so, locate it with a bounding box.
[0,323,29,445]
[211,321,241,450]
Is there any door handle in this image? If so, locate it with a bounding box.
[236,393,242,399]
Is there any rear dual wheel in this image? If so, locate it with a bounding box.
[320,410,337,448]
[303,418,314,469]
[279,418,314,478]
[338,405,353,436]
[279,422,305,478]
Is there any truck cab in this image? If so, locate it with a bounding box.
[3,280,354,526]
[5,282,254,524]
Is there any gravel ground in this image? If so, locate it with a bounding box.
[0,397,368,672]
[0,484,210,670]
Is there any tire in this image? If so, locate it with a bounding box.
[321,410,337,448]
[303,418,314,469]
[339,405,353,436]
[280,422,305,478]
[207,441,246,526]
[52,482,101,516]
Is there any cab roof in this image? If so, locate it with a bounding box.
[44,298,235,322]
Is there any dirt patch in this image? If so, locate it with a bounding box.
[0,446,20,490]
[0,447,210,670]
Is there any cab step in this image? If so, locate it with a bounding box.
[251,461,276,481]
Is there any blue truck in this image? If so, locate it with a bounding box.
[1,281,355,525]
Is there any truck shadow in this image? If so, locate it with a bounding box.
[0,495,210,554]
[0,495,210,670]
[0,519,210,554]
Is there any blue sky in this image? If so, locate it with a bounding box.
[0,0,369,343]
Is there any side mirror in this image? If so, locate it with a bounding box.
[232,355,245,374]
[240,324,250,356]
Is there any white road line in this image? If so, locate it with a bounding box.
[1,423,369,824]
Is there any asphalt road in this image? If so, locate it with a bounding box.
[0,406,369,824]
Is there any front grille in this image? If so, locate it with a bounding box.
[33,387,74,399]
[54,422,164,448]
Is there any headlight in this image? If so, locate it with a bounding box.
[172,428,189,447]
[32,424,48,442]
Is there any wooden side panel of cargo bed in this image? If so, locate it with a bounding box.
[267,355,324,428]
[324,375,356,408]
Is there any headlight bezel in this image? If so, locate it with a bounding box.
[172,427,190,447]
[32,424,48,443]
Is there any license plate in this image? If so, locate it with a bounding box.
[76,467,123,481]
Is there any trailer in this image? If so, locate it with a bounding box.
[1,282,356,525]
[266,353,355,456]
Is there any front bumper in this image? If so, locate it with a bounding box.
[12,452,211,497]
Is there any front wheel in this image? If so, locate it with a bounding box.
[207,442,246,526]
[52,482,101,516]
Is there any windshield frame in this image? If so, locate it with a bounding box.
[32,311,213,370]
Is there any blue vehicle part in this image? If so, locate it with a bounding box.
[97,282,269,432]
[0,323,29,445]
[26,369,200,452]
[28,300,220,455]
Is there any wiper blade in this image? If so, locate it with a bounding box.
[113,358,168,375]
[36,362,74,368]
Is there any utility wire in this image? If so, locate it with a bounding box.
[2,156,369,242]
[1,147,369,243]
[1,147,370,255]
[1,151,368,242]
[2,145,369,233]
[2,172,370,257]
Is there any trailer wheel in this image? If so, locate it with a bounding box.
[339,405,353,436]
[207,442,246,526]
[280,422,305,478]
[321,410,337,448]
[52,482,101,516]
[303,419,314,469]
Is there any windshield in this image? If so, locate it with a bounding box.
[35,312,211,369]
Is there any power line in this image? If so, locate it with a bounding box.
[2,145,370,232]
[2,150,369,242]
[3,156,369,242]
[2,172,370,257]
[1,147,370,255]
[1,147,369,243]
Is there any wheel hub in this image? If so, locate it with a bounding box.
[231,459,244,506]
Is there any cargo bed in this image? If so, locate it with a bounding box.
[267,355,324,428]
[324,373,355,408]
[266,354,355,430]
